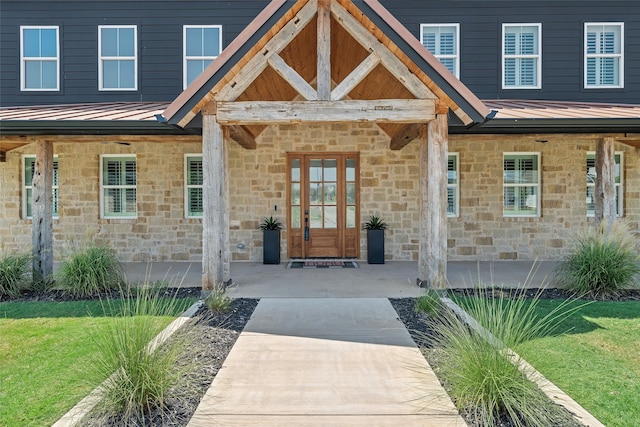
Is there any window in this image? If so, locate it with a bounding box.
[420,24,460,78]
[585,23,624,88]
[99,25,137,90]
[23,156,59,219]
[185,155,203,218]
[20,26,59,91]
[502,24,541,89]
[586,152,623,216]
[447,153,459,217]
[101,155,137,218]
[503,153,540,217]
[183,25,222,89]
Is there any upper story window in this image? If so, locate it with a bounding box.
[586,152,623,217]
[100,155,137,218]
[20,26,59,91]
[420,24,459,78]
[447,153,459,217]
[23,155,59,219]
[584,23,624,88]
[502,24,541,89]
[503,153,540,217]
[184,25,222,89]
[99,25,137,91]
[185,155,203,218]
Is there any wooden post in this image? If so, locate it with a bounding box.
[32,139,54,280]
[419,113,448,288]
[317,0,331,100]
[202,108,231,291]
[595,137,616,228]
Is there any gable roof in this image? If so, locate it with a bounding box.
[160,0,491,130]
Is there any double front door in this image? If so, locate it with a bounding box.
[287,153,359,259]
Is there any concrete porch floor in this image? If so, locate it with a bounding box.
[121,260,560,298]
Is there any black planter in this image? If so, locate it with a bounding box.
[367,229,385,264]
[263,229,281,264]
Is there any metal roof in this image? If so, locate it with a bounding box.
[487,100,640,120]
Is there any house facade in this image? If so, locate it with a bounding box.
[1,0,639,288]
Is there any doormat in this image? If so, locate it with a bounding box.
[287,260,359,269]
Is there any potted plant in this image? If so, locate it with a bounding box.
[259,216,282,264]
[363,215,387,264]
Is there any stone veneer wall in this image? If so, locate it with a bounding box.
[0,127,638,262]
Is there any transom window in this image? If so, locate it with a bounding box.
[100,155,137,218]
[585,23,624,88]
[586,152,623,217]
[20,26,59,91]
[185,155,203,218]
[503,153,540,217]
[420,24,460,78]
[447,153,459,217]
[99,25,137,90]
[183,25,222,89]
[23,155,59,219]
[502,24,541,89]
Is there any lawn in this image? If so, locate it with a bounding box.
[514,300,640,427]
[0,298,196,427]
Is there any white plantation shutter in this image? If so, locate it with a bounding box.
[185,156,204,217]
[447,154,458,217]
[585,24,623,87]
[420,24,459,77]
[503,24,540,88]
[102,156,137,217]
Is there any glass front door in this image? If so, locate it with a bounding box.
[288,153,359,258]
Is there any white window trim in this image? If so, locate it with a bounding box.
[420,23,460,79]
[586,151,623,217]
[447,152,459,217]
[100,154,137,219]
[20,26,60,91]
[501,23,542,89]
[184,154,203,218]
[98,25,138,91]
[183,25,222,89]
[503,152,541,218]
[584,22,624,89]
[22,155,59,219]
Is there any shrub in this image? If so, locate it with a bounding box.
[414,289,442,317]
[427,288,583,427]
[556,220,640,298]
[88,287,189,423]
[0,253,31,298]
[205,287,232,314]
[56,245,124,298]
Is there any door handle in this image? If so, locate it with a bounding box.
[304,210,309,241]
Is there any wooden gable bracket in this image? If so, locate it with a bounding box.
[390,102,449,150]
[0,151,6,162]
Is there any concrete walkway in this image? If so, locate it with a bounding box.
[187,298,466,427]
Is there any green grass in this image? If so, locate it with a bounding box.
[0,298,196,427]
[517,300,640,427]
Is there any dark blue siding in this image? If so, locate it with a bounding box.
[1,0,639,106]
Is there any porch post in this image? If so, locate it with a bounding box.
[419,112,449,288]
[594,137,616,228]
[202,106,231,291]
[32,139,54,280]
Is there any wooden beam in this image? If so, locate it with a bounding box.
[217,99,435,124]
[228,125,257,149]
[390,123,420,150]
[267,54,318,101]
[0,151,6,162]
[595,137,617,228]
[331,52,380,101]
[317,0,331,100]
[215,0,317,101]
[32,139,54,281]
[419,114,448,289]
[202,113,231,291]
[330,1,435,100]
